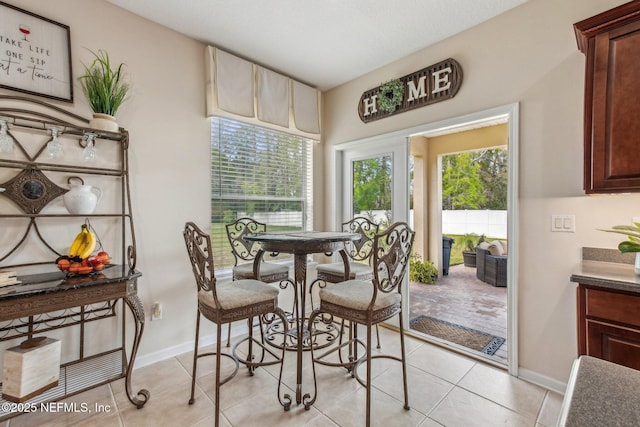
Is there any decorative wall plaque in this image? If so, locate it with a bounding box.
[0,2,73,102]
[358,58,463,123]
[0,167,67,213]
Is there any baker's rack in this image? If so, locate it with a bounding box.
[0,95,148,418]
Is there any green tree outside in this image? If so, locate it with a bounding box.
[352,156,392,213]
[442,148,507,211]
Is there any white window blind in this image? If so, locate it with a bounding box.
[211,117,314,271]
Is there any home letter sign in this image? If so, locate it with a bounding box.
[358,58,462,123]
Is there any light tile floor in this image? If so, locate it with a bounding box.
[4,325,563,426]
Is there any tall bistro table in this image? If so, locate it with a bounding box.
[244,231,360,407]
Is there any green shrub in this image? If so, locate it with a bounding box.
[409,254,438,284]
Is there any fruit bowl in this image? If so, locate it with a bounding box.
[56,251,111,276]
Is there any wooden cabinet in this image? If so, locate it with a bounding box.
[577,284,640,370]
[574,1,640,193]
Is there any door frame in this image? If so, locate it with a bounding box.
[331,103,519,375]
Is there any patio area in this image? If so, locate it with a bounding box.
[409,263,508,361]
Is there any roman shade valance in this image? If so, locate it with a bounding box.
[205,46,320,137]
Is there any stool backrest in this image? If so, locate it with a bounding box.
[183,222,218,301]
[372,222,415,294]
[342,217,379,263]
[226,217,267,265]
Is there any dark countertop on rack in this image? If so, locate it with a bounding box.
[0,265,141,300]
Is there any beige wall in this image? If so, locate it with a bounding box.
[323,0,639,388]
[1,0,211,360]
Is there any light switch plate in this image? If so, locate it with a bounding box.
[551,214,575,232]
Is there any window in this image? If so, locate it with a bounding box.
[210,117,314,271]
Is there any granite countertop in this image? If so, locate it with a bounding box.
[0,265,141,300]
[245,231,360,254]
[558,356,640,426]
[570,247,640,293]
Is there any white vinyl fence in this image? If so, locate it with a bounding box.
[239,209,507,239]
[442,210,507,238]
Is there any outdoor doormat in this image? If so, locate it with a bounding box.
[409,315,505,355]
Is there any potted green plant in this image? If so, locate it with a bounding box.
[78,49,130,132]
[462,233,484,267]
[600,220,640,274]
[409,254,438,284]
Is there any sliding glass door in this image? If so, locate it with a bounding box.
[337,136,410,327]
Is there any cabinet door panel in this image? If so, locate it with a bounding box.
[585,287,640,328]
[590,19,640,192]
[587,320,640,370]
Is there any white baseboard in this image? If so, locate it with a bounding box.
[133,323,249,369]
[517,367,567,395]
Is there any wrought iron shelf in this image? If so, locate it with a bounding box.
[0,95,136,270]
[0,159,124,177]
[0,96,147,416]
[0,213,131,218]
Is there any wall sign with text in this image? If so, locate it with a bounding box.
[358,58,462,123]
[0,2,73,102]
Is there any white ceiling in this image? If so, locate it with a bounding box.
[106,0,527,91]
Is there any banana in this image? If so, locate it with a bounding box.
[68,225,87,257]
[79,228,97,259]
[68,224,97,258]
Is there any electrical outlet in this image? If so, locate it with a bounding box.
[151,302,162,321]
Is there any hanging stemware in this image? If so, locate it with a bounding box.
[0,120,14,153]
[47,128,64,159]
[82,133,97,162]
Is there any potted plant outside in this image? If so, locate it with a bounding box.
[462,233,484,267]
[78,49,130,132]
[409,254,438,284]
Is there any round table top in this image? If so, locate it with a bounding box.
[245,231,360,254]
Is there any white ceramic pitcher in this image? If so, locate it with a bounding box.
[63,176,103,215]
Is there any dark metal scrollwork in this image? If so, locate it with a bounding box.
[123,295,149,408]
[0,167,68,214]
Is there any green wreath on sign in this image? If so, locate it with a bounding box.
[378,79,404,113]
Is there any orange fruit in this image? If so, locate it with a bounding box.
[68,262,82,273]
[92,263,104,271]
[57,259,70,271]
[77,266,93,275]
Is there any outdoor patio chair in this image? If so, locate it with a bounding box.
[183,222,290,426]
[476,242,507,287]
[305,222,415,426]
